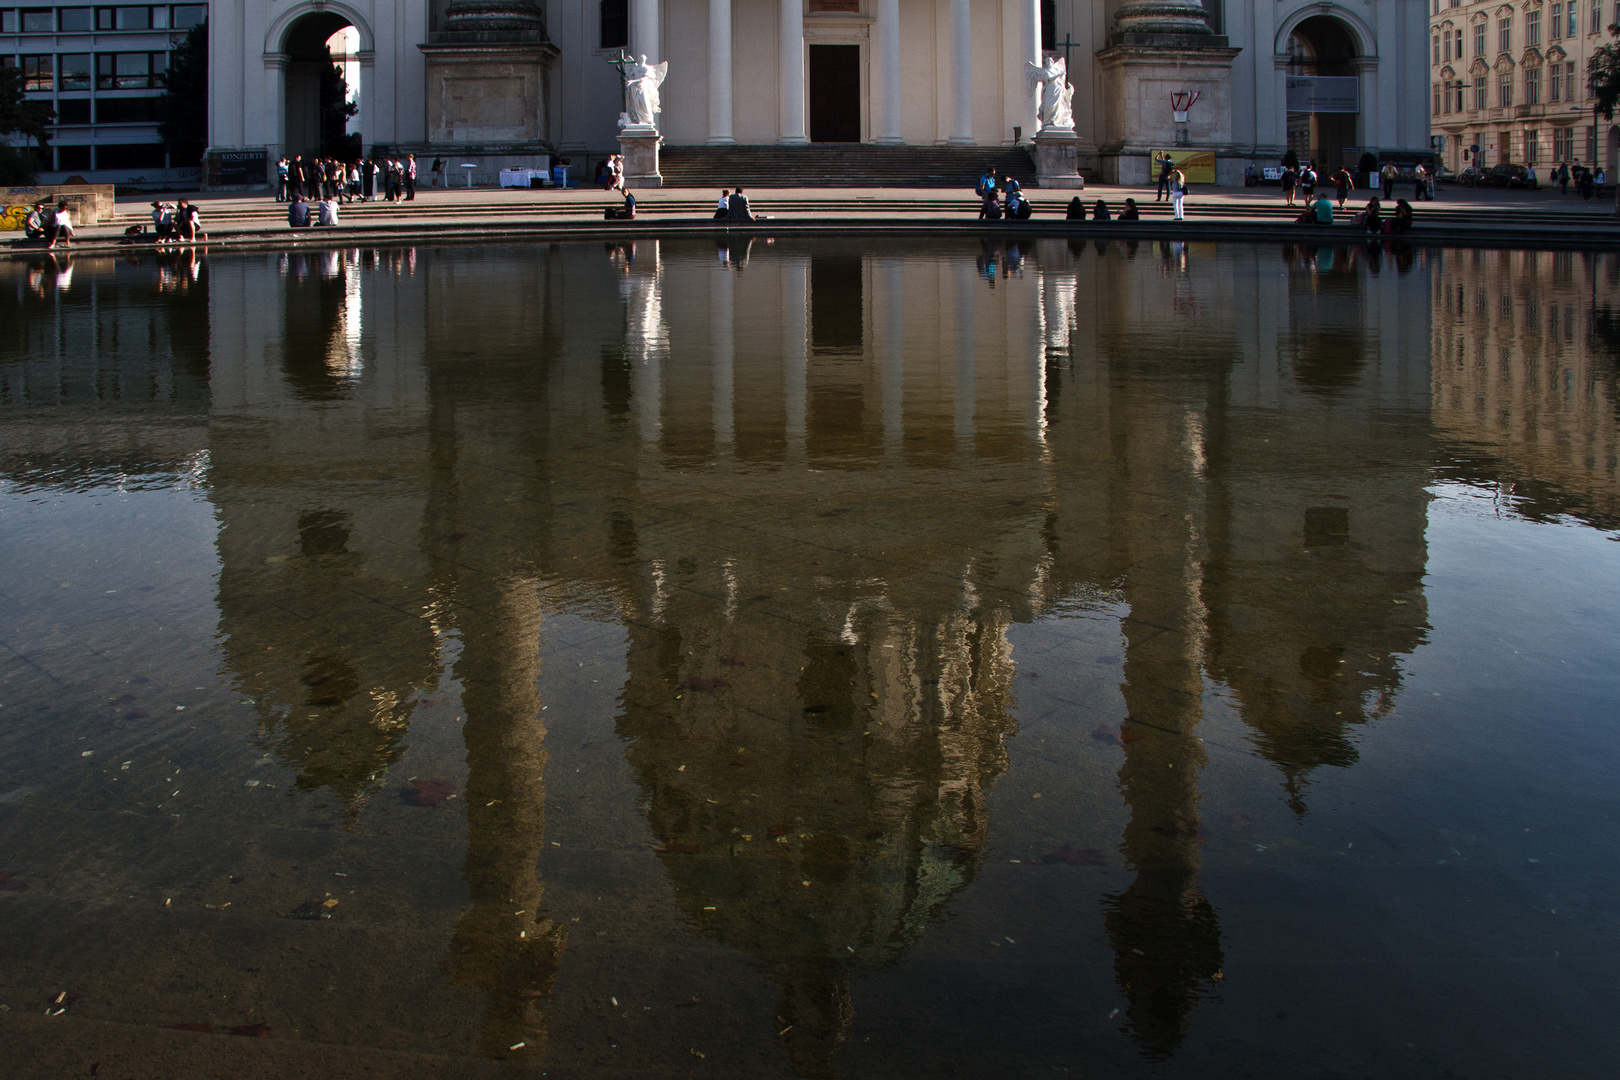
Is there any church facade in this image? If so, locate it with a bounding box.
[201,0,1431,185]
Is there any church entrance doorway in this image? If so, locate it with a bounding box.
[1284,16,1359,171]
[282,12,362,161]
[809,45,861,143]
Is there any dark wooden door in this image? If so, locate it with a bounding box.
[809,44,861,143]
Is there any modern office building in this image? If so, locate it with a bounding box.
[1,3,208,183]
[1429,0,1619,174]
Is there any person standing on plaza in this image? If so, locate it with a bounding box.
[1559,162,1570,193]
[1301,161,1316,200]
[1281,163,1298,207]
[1333,166,1353,208]
[276,158,290,201]
[1380,162,1396,200]
[406,154,418,200]
[432,156,446,188]
[1156,152,1173,201]
[1170,168,1187,220]
[1599,168,1608,200]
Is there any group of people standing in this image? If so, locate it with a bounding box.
[1153,154,1190,219]
[275,154,421,204]
[1552,161,1607,199]
[1278,161,1362,208]
[976,170,1034,220]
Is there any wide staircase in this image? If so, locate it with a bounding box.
[657,145,1039,189]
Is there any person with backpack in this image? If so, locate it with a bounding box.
[1281,164,1298,206]
[976,169,997,200]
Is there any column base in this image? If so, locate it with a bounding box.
[948,136,976,146]
[1033,128,1086,189]
[873,135,905,145]
[707,136,736,146]
[778,136,810,146]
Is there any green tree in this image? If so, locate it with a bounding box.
[319,56,360,159]
[0,61,55,183]
[157,22,209,167]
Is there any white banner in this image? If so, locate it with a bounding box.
[1286,76,1360,114]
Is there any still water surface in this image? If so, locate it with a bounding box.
[1,239,1618,1078]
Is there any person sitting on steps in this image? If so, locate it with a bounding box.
[726,187,753,221]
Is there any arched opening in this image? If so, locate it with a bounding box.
[1285,16,1359,171]
[283,12,362,160]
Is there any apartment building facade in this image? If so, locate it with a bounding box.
[1431,0,1620,174]
[1,3,208,184]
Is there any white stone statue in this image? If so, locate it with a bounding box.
[621,55,669,129]
[1026,55,1075,131]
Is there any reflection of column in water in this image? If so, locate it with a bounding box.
[783,255,808,461]
[879,258,905,460]
[712,263,734,451]
[447,577,565,1061]
[954,262,976,443]
[1103,389,1223,1058]
[626,247,666,447]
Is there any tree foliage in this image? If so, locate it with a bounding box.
[157,22,209,167]
[319,56,360,159]
[0,61,55,146]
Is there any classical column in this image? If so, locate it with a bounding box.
[709,0,734,144]
[632,0,660,62]
[780,0,808,144]
[875,0,903,144]
[949,0,974,145]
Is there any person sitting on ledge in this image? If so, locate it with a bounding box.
[288,194,310,228]
[1362,198,1383,234]
[1119,198,1140,221]
[726,187,753,221]
[1392,199,1414,233]
[984,193,1006,220]
[716,189,731,219]
[23,201,46,240]
[1092,199,1111,221]
[1005,191,1033,220]
[317,197,340,227]
[1312,192,1334,224]
[46,202,75,248]
[1064,197,1084,220]
[605,192,637,220]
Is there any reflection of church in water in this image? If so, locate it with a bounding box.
[186,236,1437,1068]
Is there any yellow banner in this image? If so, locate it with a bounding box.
[1150,150,1217,185]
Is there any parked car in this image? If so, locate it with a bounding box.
[1456,166,1485,187]
[1479,163,1537,189]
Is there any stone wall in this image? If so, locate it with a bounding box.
[1,185,117,229]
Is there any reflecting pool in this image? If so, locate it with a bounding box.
[1,238,1617,1079]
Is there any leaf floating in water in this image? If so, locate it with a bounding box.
[1038,845,1107,867]
[400,779,456,808]
[285,900,332,920]
[656,841,701,855]
[170,1022,212,1033]
[1090,725,1122,746]
[229,1023,270,1038]
[679,676,727,694]
[1119,730,1143,745]
[768,824,795,838]
[0,870,29,892]
[730,757,752,767]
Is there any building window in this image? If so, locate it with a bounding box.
[1434,82,1442,115]
[1555,126,1574,160]
[1529,9,1542,44]
[1593,0,1602,31]
[56,98,91,123]
[1475,22,1487,56]
[1527,65,1542,103]
[21,8,54,32]
[1444,31,1452,62]
[172,5,207,29]
[1553,2,1564,38]
[21,54,51,91]
[1434,33,1442,64]
[59,53,91,90]
[1568,60,1578,98]
[1500,17,1513,51]
[599,0,628,50]
[96,7,161,31]
[59,6,92,31]
[97,52,167,90]
[1569,2,1579,36]
[1552,62,1563,99]
[57,145,92,171]
[0,11,15,32]
[1589,125,1598,158]
[1475,75,1488,108]
[1499,69,1513,106]
[1526,129,1540,163]
[96,143,167,170]
[1457,29,1464,57]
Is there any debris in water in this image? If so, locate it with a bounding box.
[229,1023,269,1038]
[680,676,727,694]
[285,900,332,920]
[1091,725,1123,745]
[400,778,456,808]
[0,870,29,892]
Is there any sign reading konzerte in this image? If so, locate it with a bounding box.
[1149,150,1216,184]
[207,149,269,187]
[1285,76,1360,114]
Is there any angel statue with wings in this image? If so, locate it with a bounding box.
[1026,55,1075,131]
[621,55,669,128]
